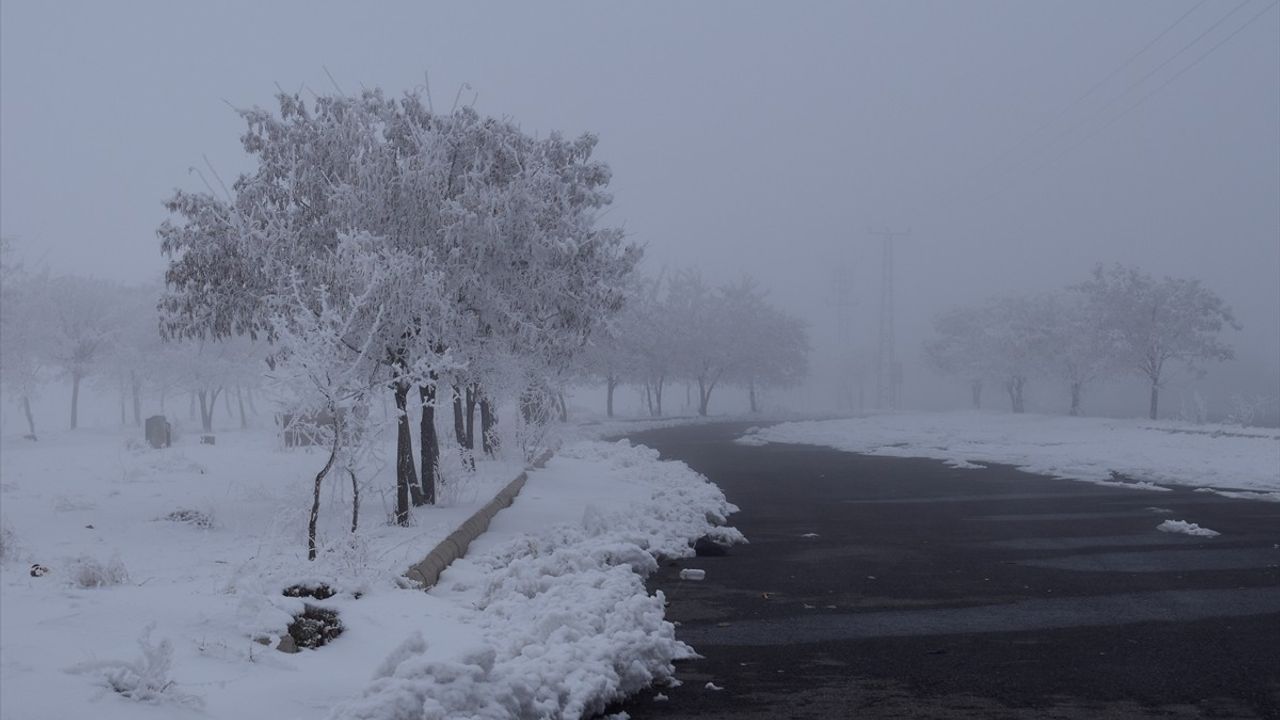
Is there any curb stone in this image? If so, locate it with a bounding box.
[405,447,557,589]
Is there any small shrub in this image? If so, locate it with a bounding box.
[161,508,214,529]
[70,625,202,707]
[282,583,335,600]
[69,555,130,588]
[0,521,17,562]
[287,604,343,649]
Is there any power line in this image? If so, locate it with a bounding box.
[981,0,1260,200]
[980,0,1209,177]
[1037,0,1279,173]
[1030,0,1251,157]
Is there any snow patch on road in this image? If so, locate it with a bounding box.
[1157,520,1221,537]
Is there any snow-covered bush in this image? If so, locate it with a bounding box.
[1225,393,1277,427]
[70,625,202,708]
[69,554,130,588]
[0,519,18,562]
[161,507,215,529]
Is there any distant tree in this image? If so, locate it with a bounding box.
[0,240,49,437]
[1041,292,1114,416]
[45,276,121,429]
[1079,265,1238,420]
[725,281,809,413]
[927,295,1053,414]
[925,305,991,409]
[986,295,1057,414]
[665,271,732,416]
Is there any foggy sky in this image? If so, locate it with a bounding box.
[3,0,1277,414]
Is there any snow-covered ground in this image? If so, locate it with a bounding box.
[738,412,1280,499]
[336,440,741,719]
[0,425,737,719]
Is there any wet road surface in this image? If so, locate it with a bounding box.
[607,422,1280,719]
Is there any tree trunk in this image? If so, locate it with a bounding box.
[1005,378,1025,414]
[970,380,983,409]
[347,467,359,534]
[197,390,210,432]
[465,385,477,451]
[480,397,495,457]
[556,392,568,422]
[246,387,258,415]
[1069,382,1082,416]
[119,378,127,426]
[452,385,473,471]
[748,379,758,413]
[70,372,82,430]
[452,386,466,445]
[644,382,653,417]
[224,388,234,420]
[697,377,713,417]
[198,387,220,432]
[419,383,439,505]
[308,409,341,561]
[1149,383,1159,421]
[606,377,617,418]
[236,386,247,429]
[393,382,417,524]
[130,371,142,426]
[189,391,196,421]
[21,395,35,438]
[653,376,664,417]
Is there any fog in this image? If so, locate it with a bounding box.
[3,0,1277,422]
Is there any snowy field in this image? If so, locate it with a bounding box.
[0,425,736,719]
[739,412,1280,499]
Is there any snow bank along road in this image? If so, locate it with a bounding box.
[610,422,1280,719]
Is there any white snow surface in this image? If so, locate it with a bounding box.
[1156,520,1221,537]
[2,429,741,719]
[334,439,742,719]
[737,412,1280,497]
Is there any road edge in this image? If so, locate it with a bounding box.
[404,447,557,588]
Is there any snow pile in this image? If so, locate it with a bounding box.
[335,440,742,720]
[1156,520,1221,537]
[738,412,1280,496]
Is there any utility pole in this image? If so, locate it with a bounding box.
[868,227,909,410]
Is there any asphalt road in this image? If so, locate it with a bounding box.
[606,422,1280,719]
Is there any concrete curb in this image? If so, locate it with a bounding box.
[405,447,557,589]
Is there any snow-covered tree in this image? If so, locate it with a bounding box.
[1041,292,1114,416]
[0,242,50,437]
[664,271,731,416]
[159,87,638,519]
[266,232,448,555]
[925,305,992,409]
[44,276,123,429]
[926,295,1055,414]
[721,279,809,413]
[1078,264,1238,420]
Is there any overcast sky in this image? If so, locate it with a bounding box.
[3,0,1277,411]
